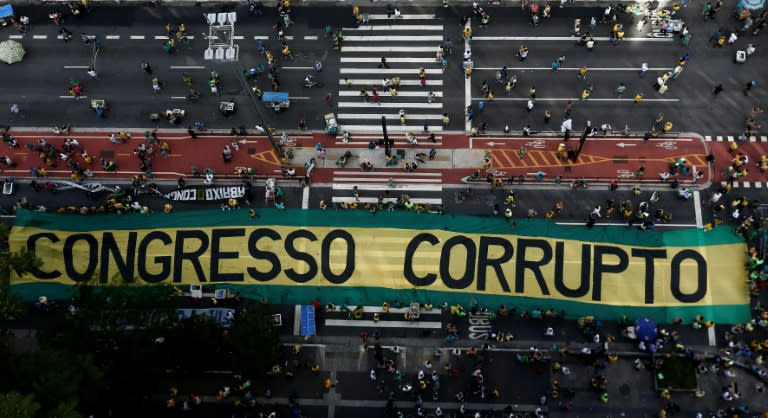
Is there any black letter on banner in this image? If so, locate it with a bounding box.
[247,228,281,281]
[439,236,476,290]
[210,228,245,282]
[285,230,318,283]
[515,239,551,295]
[138,231,172,283]
[670,250,707,303]
[477,236,513,292]
[63,234,98,282]
[26,233,61,279]
[100,232,137,284]
[592,245,629,301]
[173,230,210,283]
[554,242,590,298]
[404,233,438,286]
[632,249,667,304]
[322,230,355,284]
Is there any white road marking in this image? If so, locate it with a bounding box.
[693,191,703,229]
[154,35,168,40]
[708,326,716,346]
[325,319,443,328]
[293,305,302,336]
[344,35,444,42]
[471,97,680,102]
[345,25,444,31]
[340,125,443,132]
[337,102,442,108]
[332,196,442,204]
[366,14,436,20]
[8,35,23,39]
[339,79,443,86]
[476,67,674,71]
[341,57,440,63]
[301,186,310,209]
[334,177,442,183]
[169,65,206,69]
[304,35,318,40]
[338,91,442,97]
[338,113,442,119]
[341,68,442,74]
[106,35,120,39]
[342,46,439,52]
[130,35,145,40]
[281,66,314,70]
[556,222,696,227]
[63,65,89,69]
[334,184,443,191]
[473,36,672,42]
[333,171,441,177]
[32,35,47,40]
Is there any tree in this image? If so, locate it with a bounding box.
[0,222,43,292]
[0,222,41,325]
[0,391,40,418]
[11,349,103,414]
[227,303,282,378]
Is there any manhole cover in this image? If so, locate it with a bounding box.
[619,383,631,396]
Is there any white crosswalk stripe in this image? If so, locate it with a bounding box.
[331,170,444,207]
[337,16,445,134]
[704,135,768,142]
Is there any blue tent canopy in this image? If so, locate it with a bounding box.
[261,91,288,102]
[0,4,14,18]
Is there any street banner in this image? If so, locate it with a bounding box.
[51,181,116,193]
[8,209,750,323]
[163,185,246,201]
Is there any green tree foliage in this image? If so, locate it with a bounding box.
[0,222,40,322]
[228,303,282,378]
[10,349,103,414]
[0,391,40,418]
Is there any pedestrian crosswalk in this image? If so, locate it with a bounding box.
[338,14,445,134]
[704,135,768,142]
[331,170,444,206]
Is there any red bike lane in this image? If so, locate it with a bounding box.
[471,135,711,185]
[2,129,285,181]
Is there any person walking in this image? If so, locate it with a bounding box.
[634,92,643,103]
[141,61,152,74]
[744,80,756,95]
[87,66,99,80]
[9,103,23,119]
[378,57,390,69]
[615,82,627,98]
[713,83,724,95]
[639,62,648,77]
[325,92,333,107]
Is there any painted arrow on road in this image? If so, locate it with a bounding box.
[616,142,637,148]
[238,139,260,144]
[485,142,502,147]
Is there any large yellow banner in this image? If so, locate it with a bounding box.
[10,223,746,308]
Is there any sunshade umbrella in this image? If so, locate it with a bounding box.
[0,40,26,64]
[634,317,658,342]
[738,0,765,10]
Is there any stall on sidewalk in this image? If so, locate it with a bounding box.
[262,91,289,113]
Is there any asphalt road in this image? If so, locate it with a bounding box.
[1,180,750,230]
[1,4,765,136]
